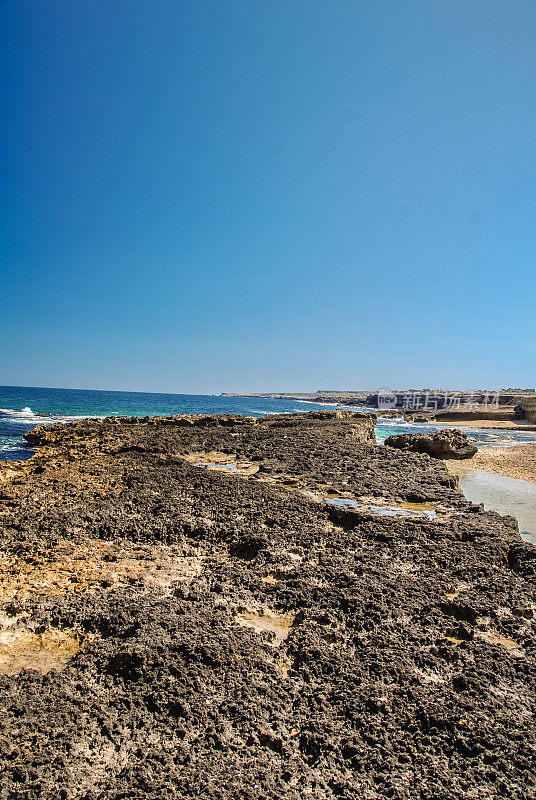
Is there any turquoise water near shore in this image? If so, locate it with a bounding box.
[2,384,536,540]
[373,417,536,447]
[2,385,536,461]
[459,471,536,542]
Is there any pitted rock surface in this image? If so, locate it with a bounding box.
[0,411,535,799]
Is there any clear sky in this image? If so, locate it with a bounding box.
[1,0,535,393]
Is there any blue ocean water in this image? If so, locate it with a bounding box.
[0,385,362,461]
[2,385,536,462]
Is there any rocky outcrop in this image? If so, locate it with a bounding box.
[23,409,376,447]
[384,428,478,459]
[520,396,536,423]
[0,412,535,799]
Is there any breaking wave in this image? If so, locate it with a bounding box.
[0,407,100,425]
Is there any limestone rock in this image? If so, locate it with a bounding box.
[384,428,478,459]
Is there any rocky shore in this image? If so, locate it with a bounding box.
[448,444,536,485]
[437,419,536,431]
[220,392,536,431]
[384,429,478,460]
[1,411,536,799]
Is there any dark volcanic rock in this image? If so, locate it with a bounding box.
[384,428,479,459]
[0,411,535,799]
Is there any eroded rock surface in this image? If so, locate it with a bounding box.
[0,411,535,799]
[385,428,479,460]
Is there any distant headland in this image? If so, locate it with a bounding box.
[221,389,536,426]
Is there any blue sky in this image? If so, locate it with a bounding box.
[1,0,535,392]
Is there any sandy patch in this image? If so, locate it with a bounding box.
[0,541,203,603]
[236,609,295,646]
[447,444,536,484]
[0,624,82,675]
[436,420,536,431]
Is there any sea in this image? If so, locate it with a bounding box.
[0,384,374,461]
[3,384,536,463]
[2,385,536,539]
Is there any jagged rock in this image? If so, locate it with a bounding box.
[1,411,534,800]
[384,428,478,459]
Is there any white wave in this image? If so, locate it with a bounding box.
[0,406,36,418]
[297,400,378,412]
[252,410,295,415]
[0,406,102,425]
[295,400,340,407]
[0,443,29,456]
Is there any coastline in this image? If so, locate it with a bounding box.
[447,442,536,484]
[436,419,536,432]
[2,411,536,797]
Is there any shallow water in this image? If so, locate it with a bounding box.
[195,462,239,472]
[459,470,536,542]
[325,497,437,520]
[370,504,436,520]
[374,416,536,447]
[325,497,361,509]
